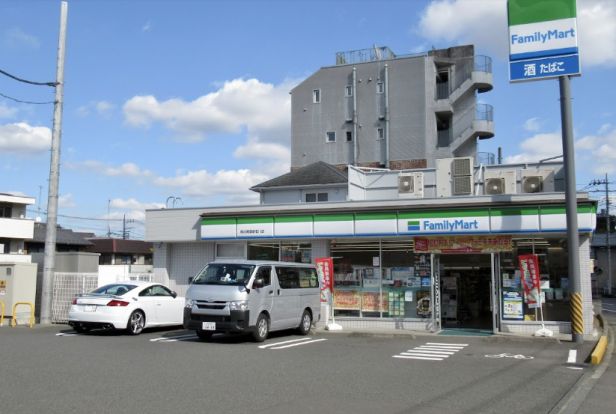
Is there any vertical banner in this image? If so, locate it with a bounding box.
[316,257,333,303]
[519,254,541,308]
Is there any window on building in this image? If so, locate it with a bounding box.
[376,82,384,94]
[345,85,353,97]
[305,193,328,203]
[312,89,321,103]
[326,131,336,143]
[0,238,10,254]
[0,204,12,218]
[346,131,353,142]
[377,128,384,140]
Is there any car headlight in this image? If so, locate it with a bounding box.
[228,301,248,311]
[185,299,196,309]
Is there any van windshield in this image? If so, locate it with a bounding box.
[192,263,255,286]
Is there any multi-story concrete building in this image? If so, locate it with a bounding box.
[291,45,493,170]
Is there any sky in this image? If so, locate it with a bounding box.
[1,0,615,239]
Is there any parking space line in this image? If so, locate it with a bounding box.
[393,342,468,361]
[269,338,327,349]
[150,334,197,342]
[394,355,443,361]
[567,349,577,364]
[258,337,316,349]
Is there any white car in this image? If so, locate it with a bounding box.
[68,281,184,335]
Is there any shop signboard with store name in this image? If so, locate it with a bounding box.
[508,0,580,82]
[414,236,513,254]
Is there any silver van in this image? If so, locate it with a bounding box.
[183,260,320,342]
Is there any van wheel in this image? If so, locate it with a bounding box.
[196,329,213,341]
[253,313,269,342]
[297,310,312,335]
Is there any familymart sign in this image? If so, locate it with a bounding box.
[508,0,580,82]
[200,205,595,240]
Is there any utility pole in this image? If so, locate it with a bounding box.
[591,175,612,295]
[40,1,68,325]
[559,75,583,344]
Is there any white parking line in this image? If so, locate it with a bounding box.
[56,332,78,337]
[394,355,443,361]
[567,349,577,364]
[259,337,327,350]
[150,334,197,342]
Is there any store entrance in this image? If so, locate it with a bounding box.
[439,254,493,330]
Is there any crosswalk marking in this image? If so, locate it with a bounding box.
[393,342,468,361]
[259,337,327,350]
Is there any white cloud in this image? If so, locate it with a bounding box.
[58,193,76,208]
[505,124,616,174]
[123,78,294,143]
[417,0,616,67]
[142,21,153,32]
[0,122,51,153]
[153,168,267,199]
[523,117,542,132]
[109,198,164,210]
[67,160,153,178]
[504,131,563,164]
[0,103,18,119]
[77,100,115,117]
[3,27,40,49]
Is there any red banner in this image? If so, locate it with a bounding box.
[519,254,541,309]
[316,257,333,303]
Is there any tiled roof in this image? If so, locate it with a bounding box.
[251,161,347,190]
[32,223,95,246]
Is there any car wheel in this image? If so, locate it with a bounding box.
[127,310,145,335]
[196,329,213,341]
[73,324,90,334]
[252,313,269,342]
[297,310,312,335]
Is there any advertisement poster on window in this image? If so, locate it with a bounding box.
[333,290,360,309]
[502,291,524,320]
[361,291,388,312]
[316,257,333,303]
[519,254,541,309]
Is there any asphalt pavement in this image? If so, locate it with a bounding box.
[558,297,616,414]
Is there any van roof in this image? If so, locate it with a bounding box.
[211,260,315,267]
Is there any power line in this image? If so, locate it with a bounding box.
[0,68,57,87]
[0,91,55,105]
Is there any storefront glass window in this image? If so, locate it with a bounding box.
[248,242,278,261]
[331,239,431,320]
[247,241,312,263]
[500,238,569,322]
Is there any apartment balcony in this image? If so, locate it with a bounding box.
[435,55,493,106]
[0,217,34,239]
[450,104,494,153]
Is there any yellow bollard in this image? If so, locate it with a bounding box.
[11,302,35,328]
[0,300,5,327]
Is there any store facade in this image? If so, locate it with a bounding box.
[146,197,597,338]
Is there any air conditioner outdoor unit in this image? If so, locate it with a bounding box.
[452,157,473,196]
[398,172,424,198]
[522,170,555,193]
[484,170,517,195]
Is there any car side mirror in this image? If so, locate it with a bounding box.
[188,277,194,284]
[171,291,177,299]
[252,278,264,289]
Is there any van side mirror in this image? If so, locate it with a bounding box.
[252,278,264,289]
[171,291,177,299]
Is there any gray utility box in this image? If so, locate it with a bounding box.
[0,263,38,318]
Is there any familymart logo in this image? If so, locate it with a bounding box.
[408,219,480,232]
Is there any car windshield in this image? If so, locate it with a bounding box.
[192,264,255,286]
[90,283,138,296]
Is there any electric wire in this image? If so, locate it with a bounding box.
[0,68,57,87]
[0,91,55,105]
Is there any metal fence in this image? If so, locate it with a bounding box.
[51,272,98,323]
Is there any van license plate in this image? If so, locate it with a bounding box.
[202,322,216,331]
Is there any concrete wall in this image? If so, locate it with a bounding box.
[261,187,348,205]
